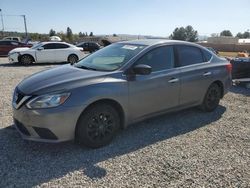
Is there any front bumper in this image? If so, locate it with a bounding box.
[13,104,86,143]
[8,53,19,63]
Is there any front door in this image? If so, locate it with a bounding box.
[36,43,57,63]
[128,45,180,120]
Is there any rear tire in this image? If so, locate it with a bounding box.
[68,54,78,64]
[76,103,120,148]
[20,55,34,65]
[201,83,221,112]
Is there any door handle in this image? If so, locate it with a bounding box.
[168,78,179,83]
[203,72,212,76]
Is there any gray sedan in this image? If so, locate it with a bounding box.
[12,39,232,148]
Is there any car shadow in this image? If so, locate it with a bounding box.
[0,106,226,187]
[230,85,250,96]
[0,62,68,67]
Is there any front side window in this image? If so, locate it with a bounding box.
[135,46,174,72]
[75,43,146,71]
[177,45,204,66]
[43,43,57,50]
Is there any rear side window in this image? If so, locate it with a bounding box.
[55,43,69,49]
[136,46,174,72]
[202,49,213,62]
[176,45,204,66]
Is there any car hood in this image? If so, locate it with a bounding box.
[17,65,112,95]
[9,47,30,54]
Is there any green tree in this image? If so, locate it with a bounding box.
[170,25,198,42]
[170,27,186,41]
[113,33,117,37]
[236,31,250,38]
[220,30,233,37]
[89,32,93,36]
[236,32,243,38]
[49,29,56,36]
[185,25,198,42]
[66,27,73,41]
[243,31,250,38]
[79,32,86,37]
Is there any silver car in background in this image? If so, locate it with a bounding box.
[12,39,232,148]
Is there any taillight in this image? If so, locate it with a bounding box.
[226,63,232,73]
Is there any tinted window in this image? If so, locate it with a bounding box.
[177,45,204,66]
[43,43,58,49]
[55,43,69,49]
[0,41,11,45]
[202,49,212,61]
[136,46,174,72]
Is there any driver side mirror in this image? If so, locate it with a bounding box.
[133,64,152,75]
[37,47,44,51]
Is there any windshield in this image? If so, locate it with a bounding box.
[74,43,146,71]
[31,42,43,49]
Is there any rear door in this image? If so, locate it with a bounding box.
[53,43,71,62]
[128,45,181,120]
[175,45,214,106]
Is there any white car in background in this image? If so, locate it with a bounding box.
[8,42,86,65]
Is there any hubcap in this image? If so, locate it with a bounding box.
[22,56,31,64]
[69,56,77,63]
[87,113,114,141]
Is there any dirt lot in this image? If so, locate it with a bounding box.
[0,57,249,187]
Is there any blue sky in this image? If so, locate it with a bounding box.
[0,0,249,37]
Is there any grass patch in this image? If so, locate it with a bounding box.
[218,51,238,57]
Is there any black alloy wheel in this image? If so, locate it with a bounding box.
[20,55,33,65]
[201,83,221,112]
[76,104,120,148]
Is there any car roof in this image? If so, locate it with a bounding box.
[118,39,203,48]
[40,41,68,44]
[0,40,21,42]
[39,41,74,46]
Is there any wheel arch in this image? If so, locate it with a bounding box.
[18,54,35,63]
[68,53,79,60]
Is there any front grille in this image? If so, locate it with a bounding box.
[14,119,30,136]
[13,89,31,109]
[33,127,58,140]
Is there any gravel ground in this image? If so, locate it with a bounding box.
[0,57,249,187]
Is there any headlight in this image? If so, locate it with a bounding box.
[8,52,19,56]
[26,92,70,109]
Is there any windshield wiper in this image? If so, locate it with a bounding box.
[75,65,98,71]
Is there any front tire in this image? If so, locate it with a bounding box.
[20,55,34,65]
[201,83,221,112]
[76,104,120,148]
[68,54,78,64]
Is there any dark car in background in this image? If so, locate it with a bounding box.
[0,40,32,56]
[230,57,250,79]
[76,42,100,53]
